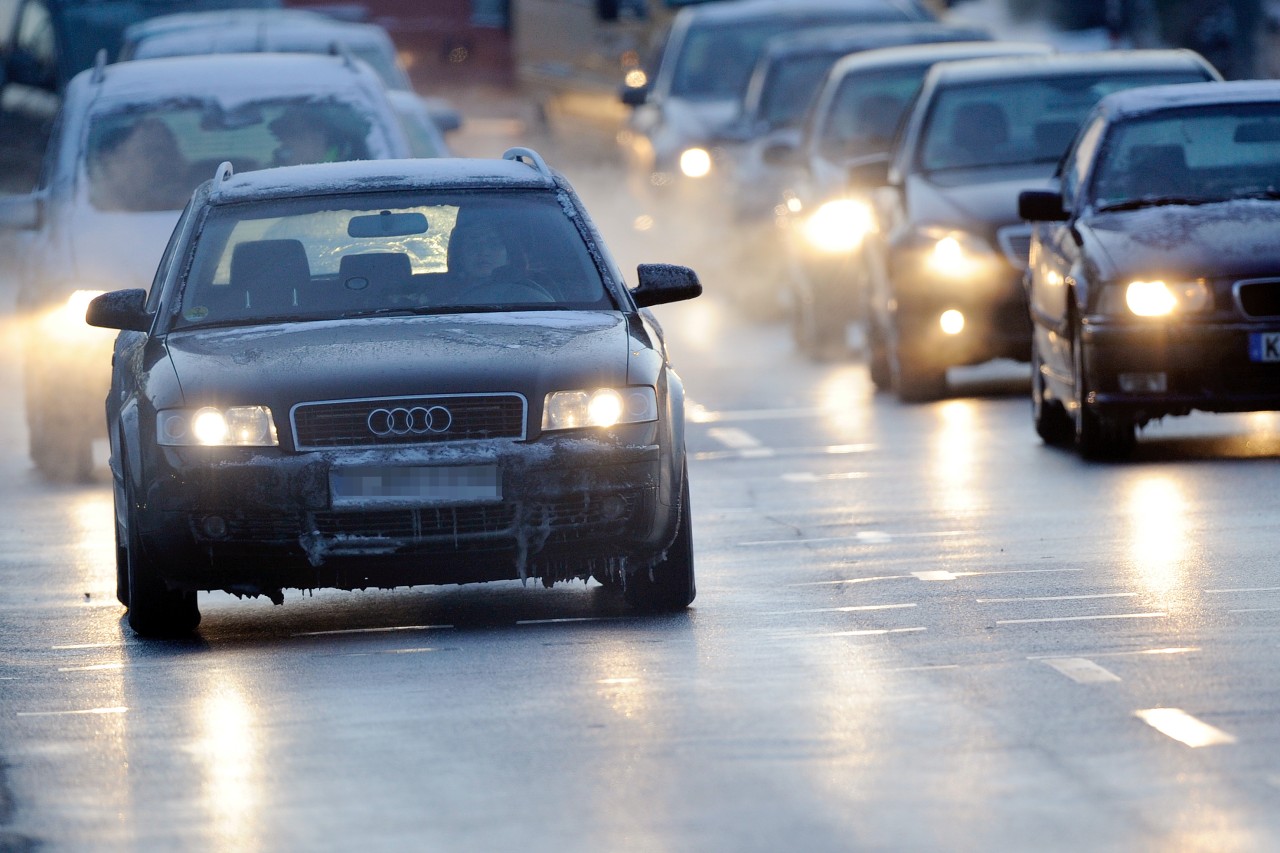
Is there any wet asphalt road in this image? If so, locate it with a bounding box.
[3,102,1280,852]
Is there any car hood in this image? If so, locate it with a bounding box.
[907,165,1054,239]
[65,205,182,290]
[163,311,638,405]
[662,97,740,143]
[1083,200,1280,281]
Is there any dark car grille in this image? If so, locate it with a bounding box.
[1236,279,1280,319]
[291,394,526,449]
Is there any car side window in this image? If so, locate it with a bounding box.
[1062,115,1105,211]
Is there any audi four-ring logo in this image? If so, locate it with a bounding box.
[367,405,453,436]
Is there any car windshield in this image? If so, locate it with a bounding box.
[174,190,615,329]
[917,70,1211,173]
[86,99,376,213]
[817,64,929,160]
[1091,103,1280,210]
[670,10,917,99]
[757,51,846,130]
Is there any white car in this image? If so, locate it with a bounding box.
[119,8,462,135]
[0,51,412,481]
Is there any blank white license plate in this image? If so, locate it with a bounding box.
[1249,332,1280,363]
[330,464,501,507]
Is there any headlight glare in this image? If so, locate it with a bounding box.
[40,289,113,342]
[542,387,658,431]
[158,406,278,446]
[802,199,874,254]
[1123,279,1211,317]
[919,227,995,278]
[679,147,712,179]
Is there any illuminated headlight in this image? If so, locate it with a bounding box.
[40,289,112,341]
[802,199,874,254]
[919,227,997,279]
[542,387,658,431]
[939,309,965,335]
[679,147,712,179]
[624,69,647,89]
[158,406,279,446]
[1116,279,1212,317]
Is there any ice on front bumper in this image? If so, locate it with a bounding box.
[167,435,663,578]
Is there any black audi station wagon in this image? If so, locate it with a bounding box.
[88,149,702,636]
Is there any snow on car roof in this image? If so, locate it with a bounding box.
[677,0,930,25]
[207,156,559,204]
[926,49,1217,85]
[130,18,395,61]
[828,39,1051,78]
[759,23,991,60]
[121,8,331,49]
[82,53,385,105]
[1095,79,1280,118]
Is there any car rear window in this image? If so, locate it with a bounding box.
[174,190,614,327]
[85,98,378,212]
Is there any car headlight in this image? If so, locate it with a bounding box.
[802,198,875,254]
[917,227,998,279]
[1108,279,1212,317]
[542,387,658,431]
[39,289,114,342]
[679,147,712,179]
[158,406,279,446]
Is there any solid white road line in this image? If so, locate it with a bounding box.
[977,593,1138,603]
[996,612,1166,625]
[17,706,128,718]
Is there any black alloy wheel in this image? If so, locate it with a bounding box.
[1032,339,1073,445]
[1072,319,1135,460]
[124,473,200,637]
[624,463,695,612]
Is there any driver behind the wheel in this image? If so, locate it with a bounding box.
[447,221,552,304]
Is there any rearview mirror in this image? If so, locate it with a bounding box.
[631,264,701,307]
[348,211,429,238]
[86,289,151,332]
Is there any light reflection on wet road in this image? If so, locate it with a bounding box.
[3,121,1280,852]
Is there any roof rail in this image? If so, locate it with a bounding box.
[210,161,234,195]
[328,40,357,70]
[502,147,552,178]
[90,49,108,84]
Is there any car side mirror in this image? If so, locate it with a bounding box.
[0,193,40,230]
[620,84,648,107]
[847,154,891,189]
[631,264,701,307]
[86,289,151,332]
[1019,190,1068,222]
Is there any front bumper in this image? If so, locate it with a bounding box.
[1084,319,1280,418]
[134,430,678,594]
[892,261,1030,368]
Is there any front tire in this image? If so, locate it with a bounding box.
[1072,325,1134,460]
[124,479,200,637]
[625,466,695,612]
[1032,340,1072,445]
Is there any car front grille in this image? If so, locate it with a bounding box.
[1236,278,1280,318]
[291,393,527,449]
[997,225,1033,271]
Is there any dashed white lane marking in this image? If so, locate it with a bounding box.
[1028,647,1198,660]
[765,603,917,615]
[1039,657,1122,684]
[978,592,1138,603]
[17,706,128,718]
[292,624,454,637]
[808,627,927,638]
[782,472,869,483]
[1204,586,1280,594]
[694,443,871,462]
[792,575,915,587]
[1136,708,1237,747]
[1228,607,1280,614]
[792,567,1086,587]
[881,664,960,672]
[706,426,775,459]
[57,663,124,673]
[51,643,120,650]
[741,531,896,546]
[689,403,827,423]
[516,617,616,625]
[913,570,957,581]
[996,612,1166,626]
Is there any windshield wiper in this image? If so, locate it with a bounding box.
[1097,195,1227,213]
